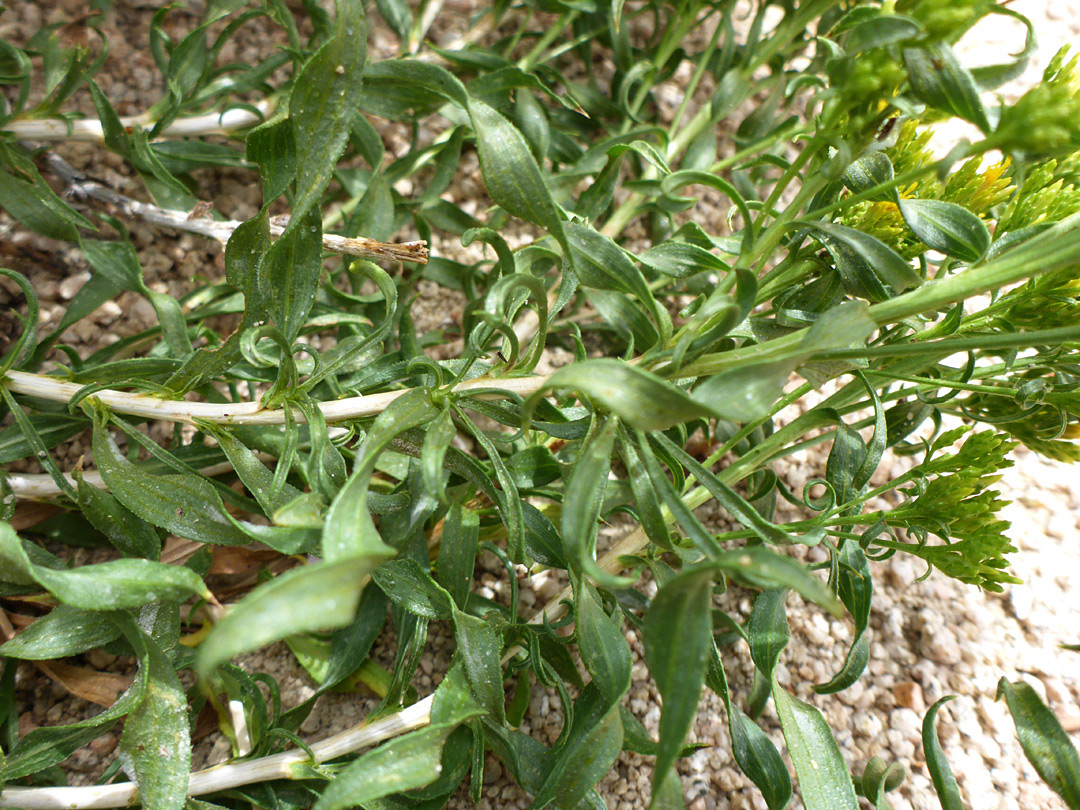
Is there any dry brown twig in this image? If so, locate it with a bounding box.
[42,153,428,265]
[0,373,546,499]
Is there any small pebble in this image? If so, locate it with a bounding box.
[58,272,90,300]
[893,682,926,715]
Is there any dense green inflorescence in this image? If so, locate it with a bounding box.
[2,1,1080,808]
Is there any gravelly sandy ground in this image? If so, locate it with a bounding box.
[2,2,1080,809]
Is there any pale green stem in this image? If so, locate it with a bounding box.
[668,17,725,138]
[518,11,579,72]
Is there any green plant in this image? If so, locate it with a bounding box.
[2,1,1080,808]
[920,669,1080,810]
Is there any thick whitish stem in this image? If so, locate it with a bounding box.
[0,698,434,810]
[4,455,281,499]
[2,371,547,426]
[6,99,276,143]
[5,460,233,499]
[415,6,496,63]
[409,0,446,53]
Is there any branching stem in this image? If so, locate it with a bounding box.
[6,99,276,144]
[2,371,546,426]
[0,698,434,809]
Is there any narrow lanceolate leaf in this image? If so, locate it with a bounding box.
[998,678,1080,809]
[710,548,843,618]
[289,0,367,221]
[618,426,671,550]
[375,0,411,39]
[575,582,632,706]
[119,625,191,810]
[91,416,252,547]
[437,504,480,610]
[78,237,144,292]
[372,558,453,621]
[263,205,323,342]
[772,686,860,810]
[210,426,302,516]
[527,359,719,432]
[730,700,792,810]
[562,418,624,586]
[0,605,121,661]
[530,685,625,810]
[566,223,669,339]
[324,387,439,562]
[77,477,162,560]
[421,408,458,502]
[747,590,790,684]
[466,96,570,256]
[196,555,391,677]
[825,420,868,510]
[0,159,92,242]
[644,568,715,801]
[451,606,505,724]
[815,541,872,694]
[922,696,964,810]
[639,241,729,278]
[362,58,470,109]
[801,221,922,302]
[898,198,991,262]
[705,642,791,809]
[746,588,791,720]
[245,116,296,203]
[313,724,461,810]
[903,43,990,133]
[633,429,720,558]
[224,208,271,311]
[0,522,210,610]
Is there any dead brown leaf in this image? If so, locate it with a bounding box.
[41,661,132,708]
[8,501,63,531]
[209,545,281,575]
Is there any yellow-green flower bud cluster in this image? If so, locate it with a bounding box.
[894,0,995,44]
[996,47,1080,158]
[837,121,1012,258]
[941,157,1012,218]
[998,153,1080,233]
[838,199,916,257]
[884,120,936,176]
[999,271,1080,332]
[840,51,909,103]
